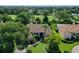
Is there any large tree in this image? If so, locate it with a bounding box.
[0,21,29,52]
[35,17,41,24]
[43,15,49,24]
[54,10,73,24]
[46,26,63,53]
[17,12,30,25]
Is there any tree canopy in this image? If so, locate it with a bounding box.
[0,21,29,52]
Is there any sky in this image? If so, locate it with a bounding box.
[0,0,78,6]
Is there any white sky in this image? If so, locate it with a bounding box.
[0,0,79,6]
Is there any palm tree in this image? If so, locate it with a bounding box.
[43,24,49,36]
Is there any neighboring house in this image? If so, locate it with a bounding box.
[27,24,51,37]
[57,24,79,39]
[72,13,79,16]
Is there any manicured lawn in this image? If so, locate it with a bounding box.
[8,15,57,22]
[59,41,79,53]
[27,43,47,53]
[8,15,17,20]
[26,39,79,53]
[33,15,56,22]
[34,15,44,21]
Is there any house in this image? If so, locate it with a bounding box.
[57,24,79,39]
[27,24,51,37]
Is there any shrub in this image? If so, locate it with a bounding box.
[26,50,32,53]
[17,45,24,50]
[43,37,50,43]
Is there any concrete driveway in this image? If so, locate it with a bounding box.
[72,45,79,53]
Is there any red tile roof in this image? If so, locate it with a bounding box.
[57,24,79,37]
[27,24,51,35]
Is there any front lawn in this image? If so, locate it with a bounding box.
[27,42,47,53]
[26,39,79,53]
[59,41,79,53]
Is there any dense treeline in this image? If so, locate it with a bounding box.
[0,6,79,15]
[0,6,79,24]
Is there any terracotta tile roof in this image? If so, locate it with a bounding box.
[27,24,51,36]
[57,24,79,37]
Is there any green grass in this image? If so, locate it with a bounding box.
[27,43,47,53]
[34,15,44,21]
[33,15,56,22]
[26,37,79,53]
[8,15,17,20]
[59,41,79,53]
[8,15,56,22]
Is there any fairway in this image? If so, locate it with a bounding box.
[8,15,17,20]
[33,15,56,22]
